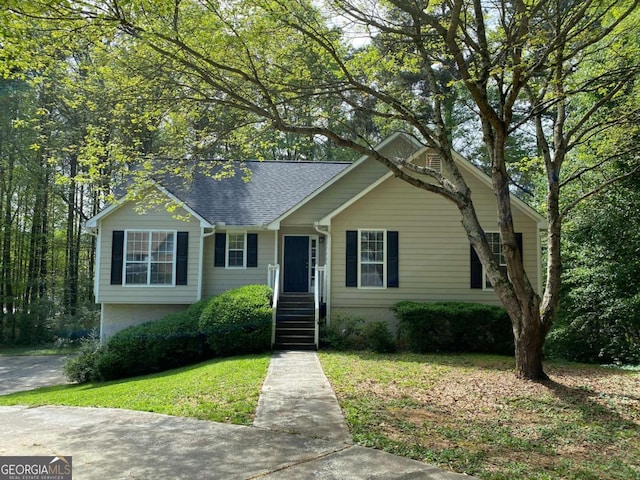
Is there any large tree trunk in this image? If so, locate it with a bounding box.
[514,310,547,380]
[64,153,79,316]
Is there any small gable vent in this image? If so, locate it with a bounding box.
[424,151,442,172]
[410,150,443,174]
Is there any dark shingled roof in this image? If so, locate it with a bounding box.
[161,161,351,226]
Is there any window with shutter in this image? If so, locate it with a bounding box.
[214,232,258,268]
[116,230,178,286]
[470,232,523,289]
[346,230,399,288]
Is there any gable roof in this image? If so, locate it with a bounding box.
[87,133,545,230]
[87,161,351,228]
[167,161,351,226]
[312,134,546,228]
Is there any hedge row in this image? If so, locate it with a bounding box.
[64,285,273,383]
[394,301,514,355]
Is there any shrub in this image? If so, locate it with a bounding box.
[199,285,273,356]
[97,309,204,380]
[394,301,513,355]
[187,296,214,322]
[63,333,104,383]
[545,303,640,365]
[362,321,397,353]
[320,314,366,350]
[321,315,396,353]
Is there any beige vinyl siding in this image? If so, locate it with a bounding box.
[282,160,389,226]
[330,170,541,319]
[201,230,276,297]
[97,202,202,304]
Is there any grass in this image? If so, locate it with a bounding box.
[319,351,640,480]
[0,354,270,424]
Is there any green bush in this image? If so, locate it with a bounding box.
[199,285,273,356]
[63,334,104,383]
[320,314,365,350]
[394,301,514,355]
[64,288,273,383]
[97,310,204,380]
[320,314,396,353]
[187,296,214,322]
[362,321,397,353]
[545,303,640,365]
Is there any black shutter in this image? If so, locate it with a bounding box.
[516,233,523,262]
[247,233,258,268]
[110,230,124,285]
[345,230,358,287]
[387,231,399,288]
[176,232,188,285]
[470,244,483,289]
[214,233,226,267]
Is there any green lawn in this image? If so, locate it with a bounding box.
[0,354,270,424]
[319,351,640,480]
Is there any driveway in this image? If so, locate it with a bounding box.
[0,355,72,395]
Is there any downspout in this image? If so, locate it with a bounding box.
[199,226,216,301]
[86,225,100,304]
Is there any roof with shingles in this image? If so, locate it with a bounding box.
[160,161,351,226]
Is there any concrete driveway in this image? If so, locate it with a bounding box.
[0,355,72,395]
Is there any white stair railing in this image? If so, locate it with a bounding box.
[314,265,327,349]
[268,264,280,347]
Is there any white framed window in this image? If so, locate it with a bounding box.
[359,229,386,288]
[484,232,507,290]
[227,232,246,268]
[124,230,176,286]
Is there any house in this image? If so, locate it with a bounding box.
[86,133,546,348]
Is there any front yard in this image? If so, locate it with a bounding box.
[320,352,640,480]
[0,350,637,479]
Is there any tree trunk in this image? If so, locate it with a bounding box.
[64,153,78,316]
[514,303,548,380]
[1,195,14,339]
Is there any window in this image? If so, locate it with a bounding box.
[214,232,258,268]
[360,229,385,287]
[124,230,175,285]
[485,232,507,289]
[227,232,246,268]
[470,232,522,290]
[346,230,399,288]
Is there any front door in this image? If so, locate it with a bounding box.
[283,236,310,292]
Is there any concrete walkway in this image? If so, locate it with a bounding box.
[254,351,351,443]
[0,352,477,479]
